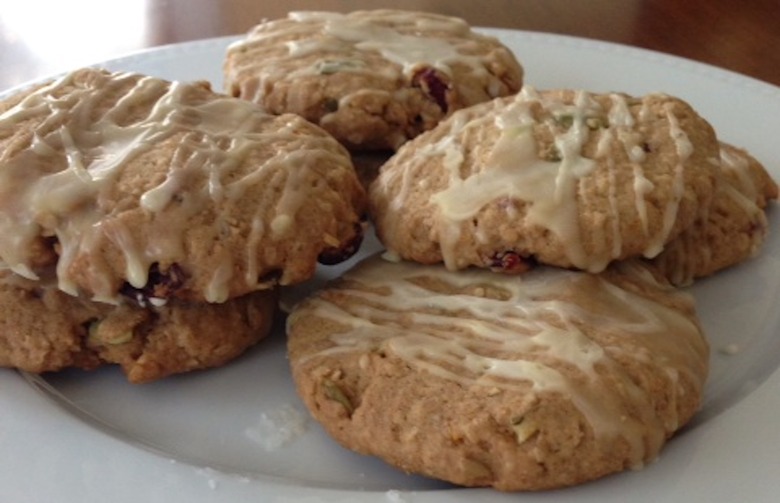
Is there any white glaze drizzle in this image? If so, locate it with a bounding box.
[226,10,514,111]
[642,104,693,258]
[430,88,601,269]
[314,12,473,76]
[235,10,477,77]
[379,88,698,271]
[719,144,761,203]
[0,69,346,301]
[295,255,708,467]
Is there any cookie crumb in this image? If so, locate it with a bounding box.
[244,403,309,451]
[385,489,407,503]
[719,343,741,355]
[381,250,402,263]
[195,467,221,490]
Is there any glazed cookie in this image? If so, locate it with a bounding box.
[0,68,366,304]
[224,10,524,151]
[287,255,709,490]
[369,87,721,273]
[0,273,276,383]
[651,143,778,285]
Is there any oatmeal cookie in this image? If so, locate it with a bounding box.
[651,142,778,284]
[0,68,366,304]
[0,273,276,383]
[224,10,524,151]
[369,87,720,273]
[287,254,709,490]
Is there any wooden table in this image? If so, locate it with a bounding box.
[1,0,778,92]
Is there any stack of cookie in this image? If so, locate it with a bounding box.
[274,19,777,491]
[0,68,366,383]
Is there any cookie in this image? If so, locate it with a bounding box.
[0,273,276,383]
[0,68,366,304]
[369,87,721,274]
[651,143,778,285]
[224,10,524,151]
[287,255,709,490]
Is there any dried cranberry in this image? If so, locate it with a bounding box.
[120,263,185,307]
[412,67,450,112]
[257,268,283,285]
[488,251,533,274]
[318,222,365,265]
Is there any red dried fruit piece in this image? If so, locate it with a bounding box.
[412,67,450,112]
[318,222,365,265]
[488,251,533,274]
[120,262,186,307]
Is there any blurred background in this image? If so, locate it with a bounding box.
[1,0,778,91]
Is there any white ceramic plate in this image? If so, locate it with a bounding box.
[1,29,779,503]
